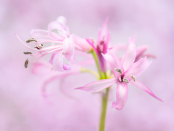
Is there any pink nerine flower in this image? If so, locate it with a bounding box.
[76,37,162,110]
[16,16,91,71]
[16,33,74,71]
[86,18,110,72]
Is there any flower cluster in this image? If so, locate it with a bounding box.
[16,16,162,110]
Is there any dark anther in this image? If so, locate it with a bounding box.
[24,52,32,55]
[34,46,40,50]
[24,59,29,68]
[26,38,37,43]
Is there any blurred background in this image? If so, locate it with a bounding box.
[0,0,174,131]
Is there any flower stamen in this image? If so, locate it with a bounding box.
[24,52,32,55]
[131,75,136,82]
[114,68,123,74]
[34,46,41,50]
[26,38,37,43]
[24,59,29,68]
[123,78,129,83]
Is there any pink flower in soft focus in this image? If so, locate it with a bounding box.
[76,37,162,110]
[32,61,81,98]
[16,33,74,71]
[86,18,110,72]
[16,16,92,71]
[32,54,94,98]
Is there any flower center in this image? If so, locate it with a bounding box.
[97,40,105,53]
[114,68,136,83]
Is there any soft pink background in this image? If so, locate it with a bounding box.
[0,0,174,131]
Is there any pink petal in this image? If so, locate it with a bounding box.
[63,64,72,70]
[47,21,70,37]
[52,51,71,71]
[73,34,92,52]
[86,38,98,53]
[63,35,75,61]
[112,83,128,110]
[56,16,67,25]
[109,45,127,52]
[32,61,52,76]
[130,80,163,101]
[97,18,109,44]
[102,52,123,78]
[48,31,66,41]
[140,53,156,60]
[103,33,110,54]
[49,52,57,65]
[41,67,81,98]
[30,29,53,41]
[133,45,156,62]
[124,57,152,80]
[135,46,148,62]
[76,78,115,92]
[97,18,110,54]
[122,37,136,71]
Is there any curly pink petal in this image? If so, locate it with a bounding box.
[48,31,65,41]
[63,63,72,70]
[122,37,136,71]
[76,78,115,92]
[32,62,52,75]
[124,57,152,80]
[73,34,92,52]
[103,33,110,54]
[30,29,53,41]
[56,16,67,25]
[112,83,128,110]
[98,18,109,44]
[86,38,98,53]
[52,51,72,71]
[52,51,64,71]
[102,52,123,78]
[130,80,163,102]
[63,35,75,61]
[41,68,80,98]
[48,21,70,37]
[135,46,148,62]
[49,52,57,65]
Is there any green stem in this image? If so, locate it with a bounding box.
[90,50,109,131]
[99,88,109,131]
[91,50,104,79]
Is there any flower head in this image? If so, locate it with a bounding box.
[17,16,92,71]
[86,18,110,72]
[76,37,162,110]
